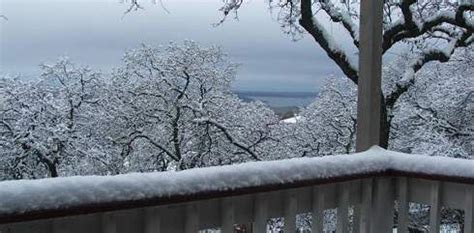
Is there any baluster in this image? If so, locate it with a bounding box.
[185,204,199,233]
[284,190,298,232]
[359,178,373,233]
[336,183,350,233]
[397,177,409,233]
[52,219,70,233]
[221,197,235,233]
[144,207,161,233]
[429,181,441,233]
[253,193,268,233]
[102,213,116,233]
[352,205,361,233]
[370,177,394,233]
[465,186,473,233]
[312,186,325,233]
[350,181,361,233]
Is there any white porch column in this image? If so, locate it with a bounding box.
[356,0,384,152]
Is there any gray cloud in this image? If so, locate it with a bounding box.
[0,0,343,91]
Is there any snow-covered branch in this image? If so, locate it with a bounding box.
[319,0,360,48]
[382,1,473,52]
[386,31,472,111]
[299,0,359,84]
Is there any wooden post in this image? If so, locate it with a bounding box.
[397,178,409,233]
[144,208,161,233]
[371,177,394,233]
[359,179,373,233]
[465,186,474,233]
[185,204,199,233]
[312,186,325,233]
[102,213,117,233]
[429,181,441,233]
[52,219,71,233]
[336,183,350,233]
[283,191,298,232]
[253,193,268,233]
[356,0,384,152]
[221,198,235,233]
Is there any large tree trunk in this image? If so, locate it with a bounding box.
[49,165,59,178]
[379,95,390,149]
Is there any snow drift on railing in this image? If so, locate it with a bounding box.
[0,147,473,217]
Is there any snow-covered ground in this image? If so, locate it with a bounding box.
[281,116,302,123]
[1,147,473,216]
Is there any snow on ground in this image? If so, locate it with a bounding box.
[281,116,302,123]
[0,147,473,216]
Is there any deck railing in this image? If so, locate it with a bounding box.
[0,147,473,233]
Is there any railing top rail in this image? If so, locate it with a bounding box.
[0,147,473,224]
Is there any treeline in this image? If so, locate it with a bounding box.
[0,42,472,181]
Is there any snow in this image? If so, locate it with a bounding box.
[0,147,473,216]
[312,16,358,72]
[385,18,405,32]
[281,116,302,123]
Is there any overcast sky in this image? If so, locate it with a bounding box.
[0,0,352,92]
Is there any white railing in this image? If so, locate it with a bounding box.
[0,148,473,233]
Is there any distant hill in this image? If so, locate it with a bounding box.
[235,91,317,108]
[271,106,300,119]
[235,91,318,99]
[234,91,318,118]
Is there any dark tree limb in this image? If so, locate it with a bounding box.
[299,0,359,84]
[197,119,261,161]
[382,1,474,53]
[385,31,472,123]
[318,0,360,48]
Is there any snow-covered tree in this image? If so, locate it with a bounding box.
[300,76,356,155]
[273,76,357,158]
[220,0,473,148]
[281,48,472,159]
[90,41,279,172]
[269,49,472,233]
[389,49,473,158]
[0,42,280,179]
[0,59,104,179]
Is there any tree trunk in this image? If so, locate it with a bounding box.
[379,95,390,149]
[49,165,59,178]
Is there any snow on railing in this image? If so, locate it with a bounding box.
[0,147,473,232]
